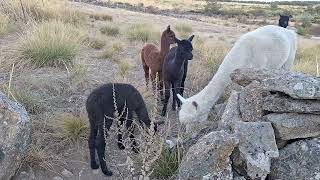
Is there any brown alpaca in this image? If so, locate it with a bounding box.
[141,25,176,98]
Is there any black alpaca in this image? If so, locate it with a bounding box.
[279,14,292,28]
[161,35,194,116]
[86,83,158,176]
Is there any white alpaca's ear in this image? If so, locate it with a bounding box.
[192,101,198,110]
[177,94,186,103]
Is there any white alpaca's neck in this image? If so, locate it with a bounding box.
[191,56,237,114]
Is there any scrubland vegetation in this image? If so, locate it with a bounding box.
[0,0,319,179]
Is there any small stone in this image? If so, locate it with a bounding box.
[52,176,63,180]
[61,169,73,178]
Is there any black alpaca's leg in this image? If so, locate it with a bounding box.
[161,81,171,116]
[88,122,99,169]
[97,121,113,176]
[181,61,188,97]
[176,80,183,108]
[117,118,125,150]
[171,82,177,111]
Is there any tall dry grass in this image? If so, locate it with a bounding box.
[0,0,86,25]
[126,23,159,42]
[20,20,86,67]
[294,45,320,76]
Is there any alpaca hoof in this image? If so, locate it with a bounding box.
[91,161,99,169]
[102,168,113,176]
[118,142,125,150]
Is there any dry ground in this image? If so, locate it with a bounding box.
[0,1,319,180]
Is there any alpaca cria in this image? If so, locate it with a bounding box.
[86,83,159,176]
[141,25,176,97]
[161,35,194,116]
[177,25,297,125]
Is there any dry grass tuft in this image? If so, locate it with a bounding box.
[125,23,159,42]
[20,20,86,68]
[14,89,45,114]
[55,113,89,144]
[100,25,120,36]
[102,43,124,60]
[89,37,106,49]
[89,13,113,21]
[118,59,132,77]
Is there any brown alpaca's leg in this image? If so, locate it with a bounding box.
[150,71,157,96]
[141,50,150,88]
[143,65,150,88]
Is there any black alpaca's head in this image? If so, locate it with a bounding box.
[175,35,194,60]
[279,14,292,28]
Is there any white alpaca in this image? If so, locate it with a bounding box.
[177,25,297,124]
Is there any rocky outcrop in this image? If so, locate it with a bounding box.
[179,131,238,180]
[179,68,320,180]
[0,92,31,180]
[269,138,320,180]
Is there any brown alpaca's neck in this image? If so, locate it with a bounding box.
[159,34,170,60]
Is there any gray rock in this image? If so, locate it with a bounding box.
[179,130,238,180]
[0,92,31,180]
[269,138,320,180]
[218,91,242,132]
[264,113,320,140]
[232,122,278,180]
[239,81,269,122]
[263,94,320,114]
[61,169,73,178]
[231,68,320,100]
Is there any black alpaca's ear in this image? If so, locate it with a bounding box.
[289,15,293,18]
[188,35,195,42]
[279,14,283,17]
[166,25,171,32]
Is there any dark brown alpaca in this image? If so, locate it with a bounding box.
[141,25,176,98]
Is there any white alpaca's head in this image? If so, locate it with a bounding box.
[177,94,209,124]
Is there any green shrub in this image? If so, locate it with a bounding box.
[152,148,183,179]
[204,0,222,15]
